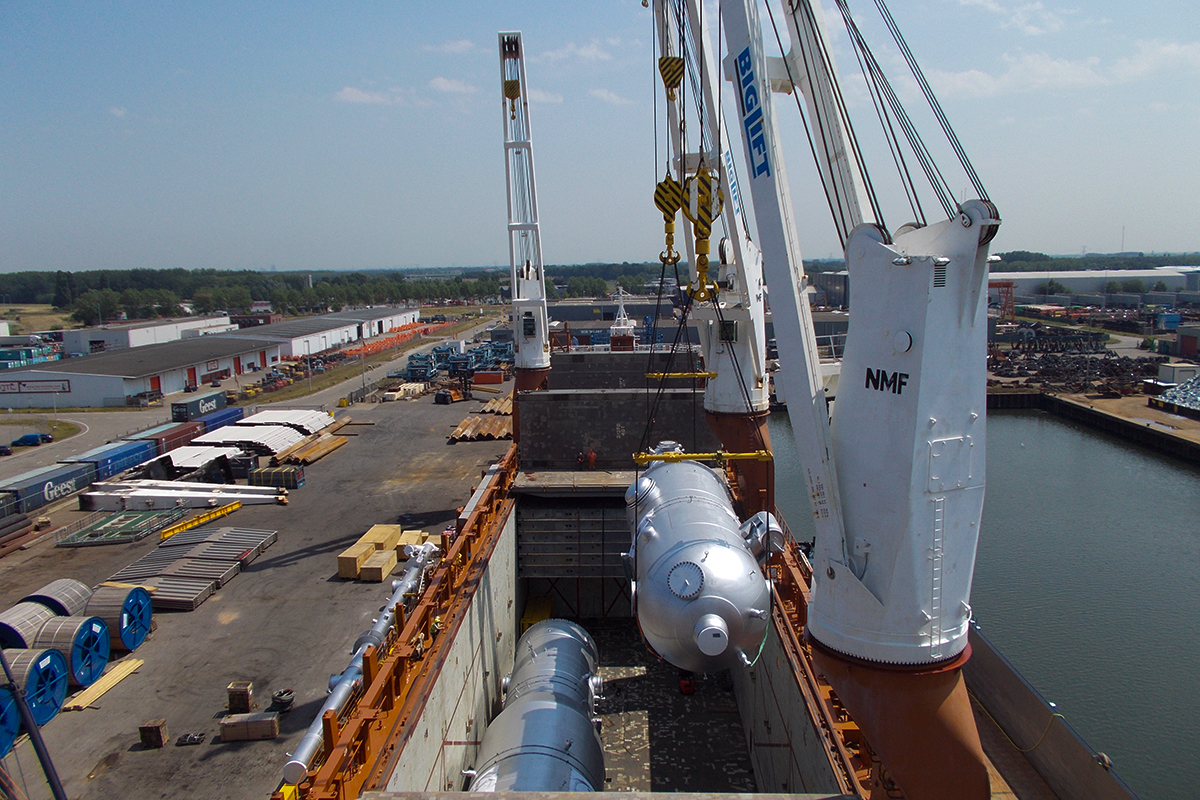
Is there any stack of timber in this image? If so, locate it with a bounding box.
[448,414,512,442]
[336,524,418,581]
[248,466,305,490]
[108,527,277,611]
[273,432,347,466]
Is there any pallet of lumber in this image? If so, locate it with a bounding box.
[63,658,144,711]
[337,541,375,580]
[359,549,397,582]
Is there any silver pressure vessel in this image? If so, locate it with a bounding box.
[624,446,781,672]
[467,619,604,793]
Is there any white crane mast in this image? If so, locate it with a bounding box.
[652,1,768,418]
[718,0,849,542]
[499,32,550,373]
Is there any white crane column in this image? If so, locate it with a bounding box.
[499,32,551,445]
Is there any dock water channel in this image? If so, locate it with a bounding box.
[769,410,1200,800]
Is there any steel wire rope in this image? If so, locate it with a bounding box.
[835,0,955,217]
[832,0,956,218]
[786,0,889,233]
[872,0,989,201]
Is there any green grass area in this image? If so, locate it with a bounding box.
[0,416,82,442]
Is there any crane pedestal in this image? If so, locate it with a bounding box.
[808,639,990,800]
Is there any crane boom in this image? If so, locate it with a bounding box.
[499,32,550,377]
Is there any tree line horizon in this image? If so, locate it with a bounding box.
[2,250,1198,326]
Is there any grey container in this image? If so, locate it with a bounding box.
[20,578,93,616]
[0,602,58,648]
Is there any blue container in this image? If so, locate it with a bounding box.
[0,462,96,514]
[61,439,158,480]
[195,405,244,433]
[0,685,18,757]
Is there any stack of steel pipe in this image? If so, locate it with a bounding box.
[282,542,442,786]
[467,619,605,793]
[0,513,33,549]
[85,585,153,651]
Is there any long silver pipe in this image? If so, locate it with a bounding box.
[283,542,440,785]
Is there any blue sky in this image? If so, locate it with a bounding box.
[2,1,1197,273]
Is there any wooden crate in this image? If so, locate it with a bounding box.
[227,680,253,714]
[394,530,427,559]
[337,541,375,580]
[359,524,402,552]
[219,711,279,741]
[139,719,168,749]
[359,549,397,582]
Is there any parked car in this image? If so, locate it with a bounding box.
[11,433,43,447]
[0,444,12,456]
[37,433,52,443]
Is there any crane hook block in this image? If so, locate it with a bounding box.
[655,174,683,220]
[659,57,684,101]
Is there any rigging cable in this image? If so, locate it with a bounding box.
[872,0,989,201]
[832,0,957,219]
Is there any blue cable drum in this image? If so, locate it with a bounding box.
[19,578,92,616]
[0,685,18,758]
[4,648,69,726]
[85,586,152,651]
[0,602,58,649]
[34,616,110,687]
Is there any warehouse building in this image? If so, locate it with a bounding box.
[59,314,236,355]
[0,307,419,409]
[0,335,280,409]
[220,307,419,357]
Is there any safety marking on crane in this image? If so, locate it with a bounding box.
[654,174,683,219]
[682,170,722,237]
[658,56,684,100]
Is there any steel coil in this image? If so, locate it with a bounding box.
[0,602,58,649]
[0,685,18,758]
[84,585,153,651]
[20,578,93,616]
[3,648,69,726]
[34,615,110,687]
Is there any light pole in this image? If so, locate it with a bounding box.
[306,340,313,394]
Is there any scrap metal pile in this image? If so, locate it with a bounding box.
[1158,375,1200,411]
[988,352,1163,393]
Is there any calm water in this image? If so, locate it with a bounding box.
[767,410,1200,800]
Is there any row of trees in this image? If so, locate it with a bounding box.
[1036,278,1170,296]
